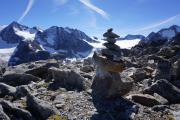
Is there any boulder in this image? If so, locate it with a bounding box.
[154,59,171,80]
[0,83,16,97]
[48,67,86,90]
[131,68,148,82]
[15,85,30,98]
[128,94,160,107]
[0,100,33,120]
[120,67,148,82]
[25,61,59,79]
[83,57,93,66]
[1,73,41,86]
[0,104,10,120]
[27,94,59,120]
[153,93,168,105]
[80,65,94,73]
[144,79,180,104]
[158,47,175,58]
[4,59,59,79]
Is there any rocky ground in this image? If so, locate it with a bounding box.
[0,34,180,120]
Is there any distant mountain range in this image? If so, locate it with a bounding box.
[0,21,180,66]
[0,22,96,65]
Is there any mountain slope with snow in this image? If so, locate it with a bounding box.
[0,38,17,62]
[35,26,94,58]
[0,22,179,65]
[0,22,38,43]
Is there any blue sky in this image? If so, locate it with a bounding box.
[0,0,180,37]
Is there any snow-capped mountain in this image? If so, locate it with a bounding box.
[146,25,180,41]
[8,41,50,66]
[0,21,38,43]
[1,22,179,66]
[139,25,180,47]
[119,34,145,40]
[35,26,93,58]
[158,25,180,39]
[0,22,95,65]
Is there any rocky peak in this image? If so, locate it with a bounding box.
[120,34,145,40]
[0,21,38,43]
[35,26,93,58]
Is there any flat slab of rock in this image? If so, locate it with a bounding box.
[144,79,180,104]
[48,67,86,90]
[4,59,59,79]
[128,94,160,107]
[1,73,41,86]
[0,100,33,120]
[27,94,59,120]
[0,83,16,97]
[93,53,125,72]
[0,104,10,120]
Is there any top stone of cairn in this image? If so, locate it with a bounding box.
[103,28,120,44]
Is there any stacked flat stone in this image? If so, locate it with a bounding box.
[101,28,122,61]
[92,28,133,100]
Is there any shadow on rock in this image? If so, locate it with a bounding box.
[91,95,138,120]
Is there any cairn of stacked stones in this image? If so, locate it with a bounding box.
[92,28,133,100]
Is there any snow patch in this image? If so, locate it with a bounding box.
[160,30,176,39]
[0,38,17,61]
[85,39,140,49]
[64,27,72,34]
[116,39,141,49]
[14,27,36,41]
[84,39,140,58]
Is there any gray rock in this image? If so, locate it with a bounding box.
[154,59,171,80]
[49,67,86,90]
[1,73,41,86]
[83,57,93,66]
[0,104,10,120]
[80,65,94,73]
[144,79,180,104]
[152,105,170,112]
[154,93,168,105]
[131,68,148,82]
[15,85,30,98]
[27,94,59,120]
[4,59,59,79]
[0,100,34,120]
[129,94,160,107]
[0,83,16,97]
[158,47,175,58]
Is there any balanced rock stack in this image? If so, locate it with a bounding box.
[92,28,133,100]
